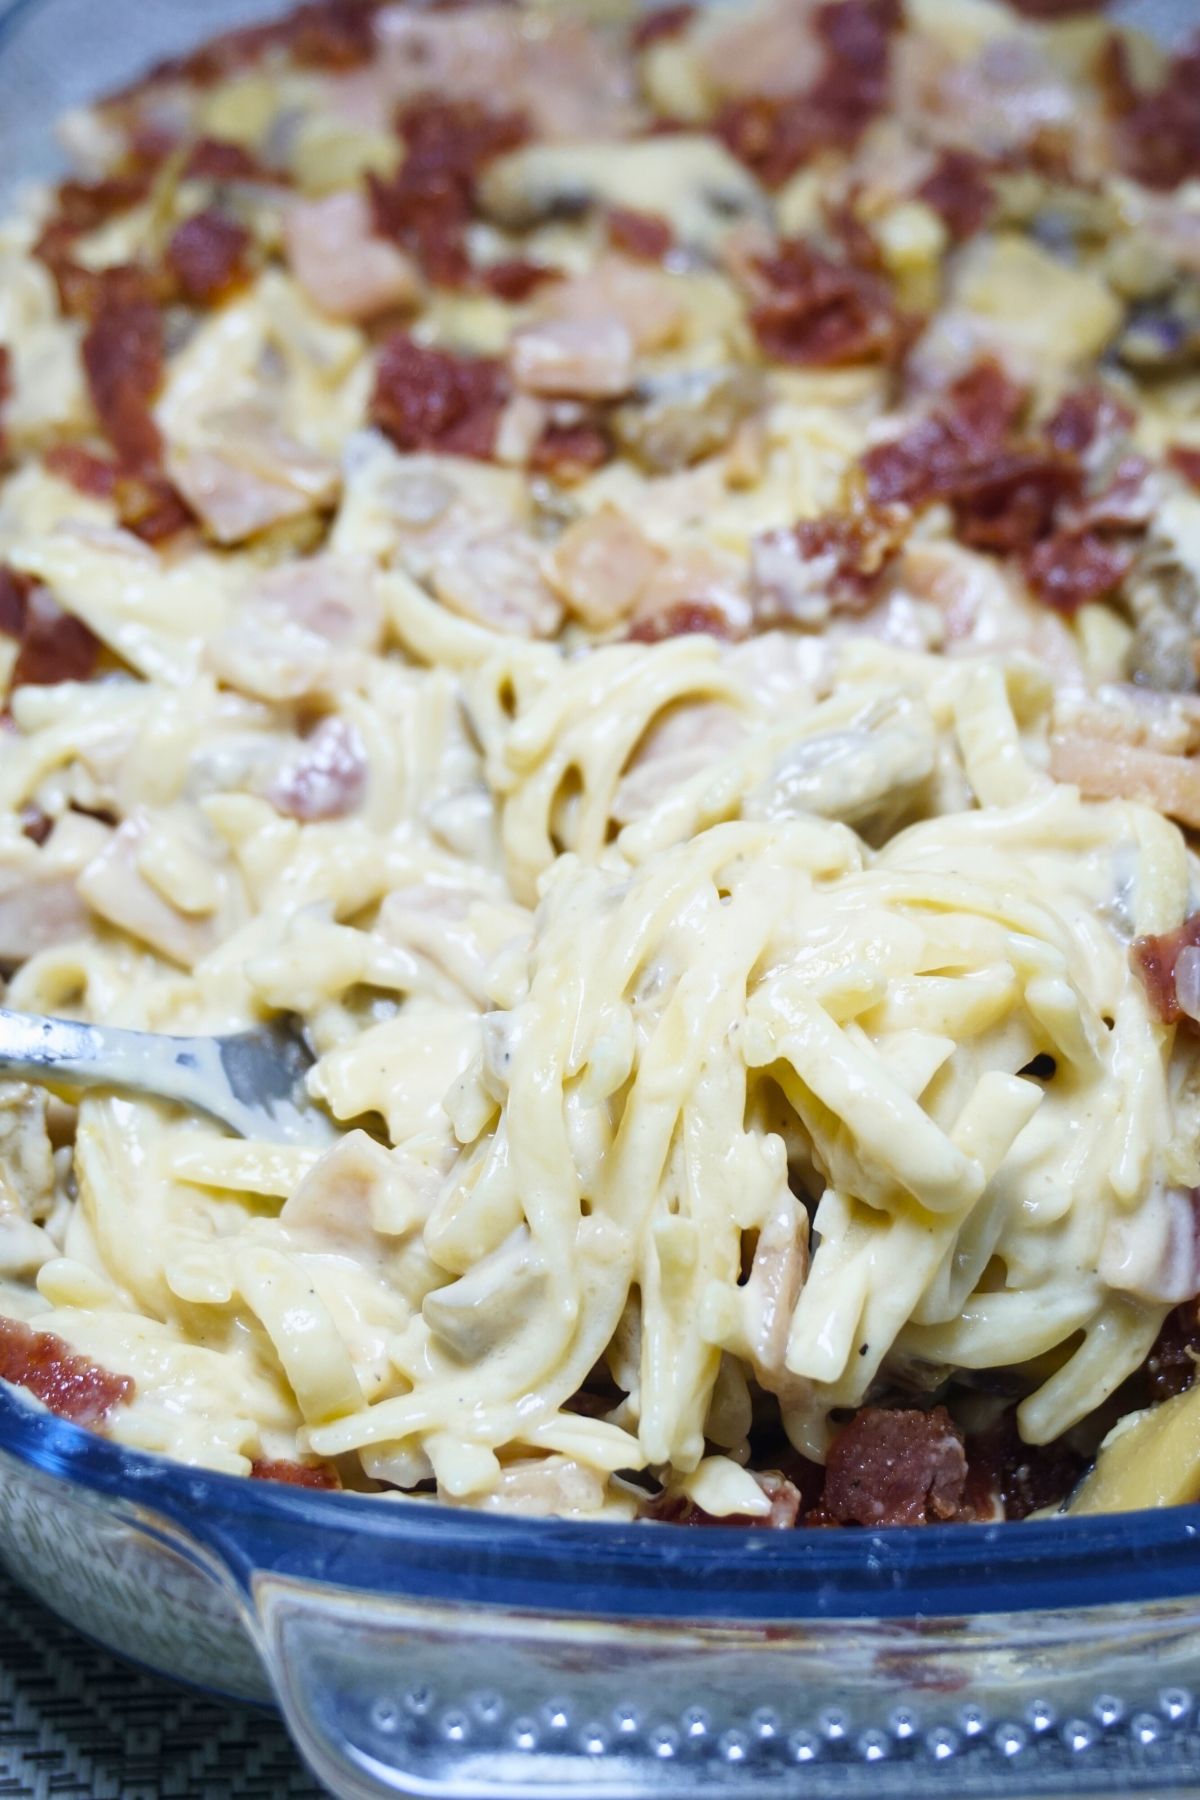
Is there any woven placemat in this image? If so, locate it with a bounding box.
[0,1569,326,1799]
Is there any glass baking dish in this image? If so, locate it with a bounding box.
[2,0,1200,1795]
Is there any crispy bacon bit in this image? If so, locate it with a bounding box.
[371,333,506,459]
[529,418,612,482]
[250,1457,342,1489]
[479,258,555,302]
[950,450,1081,555]
[1112,40,1200,191]
[268,716,367,822]
[166,209,253,307]
[1132,913,1200,1024]
[606,207,673,262]
[81,296,164,470]
[1025,529,1133,613]
[369,98,528,289]
[748,239,907,367]
[134,0,378,90]
[628,600,732,643]
[916,151,994,242]
[1,569,101,690]
[182,136,273,182]
[44,443,118,497]
[1145,1301,1200,1401]
[823,1405,968,1527]
[864,360,1026,508]
[754,504,909,618]
[113,469,195,545]
[1045,385,1134,461]
[0,1316,133,1426]
[632,3,695,51]
[19,807,53,846]
[964,1413,1084,1522]
[716,0,901,188]
[1169,445,1200,491]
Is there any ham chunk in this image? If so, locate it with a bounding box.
[822,1405,968,1526]
[537,256,686,356]
[284,190,421,322]
[1050,734,1200,831]
[549,506,662,629]
[267,717,368,822]
[510,316,635,400]
[167,405,340,546]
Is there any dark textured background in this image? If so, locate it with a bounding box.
[0,1569,325,1799]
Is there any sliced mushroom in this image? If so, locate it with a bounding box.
[422,1225,546,1363]
[479,136,768,255]
[611,366,764,473]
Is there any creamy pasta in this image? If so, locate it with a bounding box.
[3,0,1200,1527]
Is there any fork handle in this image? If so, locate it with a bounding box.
[0,1007,253,1133]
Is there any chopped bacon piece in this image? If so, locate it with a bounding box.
[822,1405,969,1527]
[1132,913,1200,1024]
[165,209,253,306]
[0,1316,133,1426]
[1112,41,1200,191]
[44,443,118,497]
[529,418,612,481]
[754,504,909,618]
[132,0,378,90]
[863,360,1026,508]
[0,345,11,463]
[20,807,53,846]
[606,207,673,262]
[369,98,528,289]
[964,1413,1084,1521]
[950,450,1081,555]
[268,716,367,822]
[479,258,555,302]
[715,0,900,187]
[33,175,156,316]
[916,151,994,242]
[631,3,695,52]
[81,297,165,470]
[1145,1301,1200,1401]
[1,570,101,690]
[47,174,152,236]
[250,1457,342,1489]
[287,0,378,69]
[1045,385,1134,461]
[1025,529,1133,613]
[182,136,273,182]
[628,600,732,643]
[371,333,506,459]
[1169,445,1200,491]
[748,239,907,368]
[113,469,195,545]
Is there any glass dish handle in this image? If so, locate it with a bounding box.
[253,1571,1200,1799]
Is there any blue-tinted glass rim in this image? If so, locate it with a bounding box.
[3,1384,1200,1622]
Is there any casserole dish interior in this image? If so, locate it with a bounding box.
[1,1,1199,1796]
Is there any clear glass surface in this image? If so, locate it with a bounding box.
[1,0,1200,1794]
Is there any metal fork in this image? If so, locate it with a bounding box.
[0,1008,335,1145]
